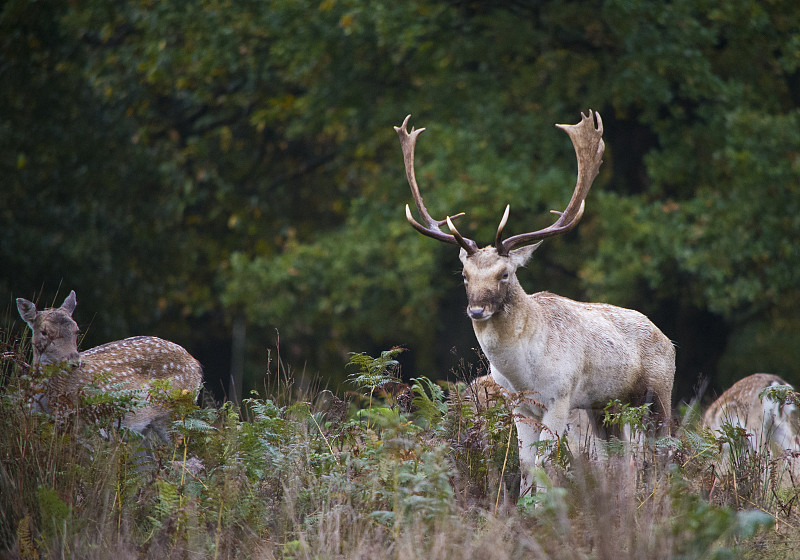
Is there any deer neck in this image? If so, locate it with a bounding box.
[471,284,539,359]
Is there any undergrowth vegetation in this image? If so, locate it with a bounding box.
[1,331,799,559]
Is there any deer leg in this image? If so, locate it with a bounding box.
[541,400,571,442]
[516,401,572,498]
[514,413,543,498]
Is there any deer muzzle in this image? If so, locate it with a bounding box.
[468,306,492,321]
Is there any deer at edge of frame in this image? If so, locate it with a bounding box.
[395,111,675,496]
[704,373,800,487]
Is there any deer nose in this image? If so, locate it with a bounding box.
[468,306,489,321]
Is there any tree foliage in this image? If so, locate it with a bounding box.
[2,0,799,395]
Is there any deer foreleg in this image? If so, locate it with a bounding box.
[514,415,542,498]
[516,400,572,498]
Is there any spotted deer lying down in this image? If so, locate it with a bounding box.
[17,290,203,439]
[704,373,800,459]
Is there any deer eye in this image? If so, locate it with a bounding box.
[462,272,468,283]
[500,272,510,282]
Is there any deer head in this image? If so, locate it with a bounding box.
[395,112,605,321]
[17,291,81,367]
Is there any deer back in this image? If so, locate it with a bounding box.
[76,336,203,393]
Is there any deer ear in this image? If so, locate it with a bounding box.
[61,290,77,315]
[509,242,542,267]
[17,298,38,326]
[458,247,470,264]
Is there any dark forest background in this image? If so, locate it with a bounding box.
[3,0,799,406]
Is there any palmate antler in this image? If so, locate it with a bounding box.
[396,111,604,256]
[496,111,604,255]
[394,115,478,254]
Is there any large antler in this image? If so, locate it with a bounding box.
[496,110,604,256]
[395,115,478,255]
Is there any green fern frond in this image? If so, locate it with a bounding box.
[346,347,404,394]
[759,384,800,409]
[603,399,653,431]
[176,416,217,434]
[411,376,447,427]
[16,515,39,560]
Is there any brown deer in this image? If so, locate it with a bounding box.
[396,111,675,495]
[17,290,203,439]
[704,373,800,461]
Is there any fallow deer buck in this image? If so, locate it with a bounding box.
[17,290,203,440]
[704,374,800,467]
[395,111,675,496]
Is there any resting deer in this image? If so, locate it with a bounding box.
[704,373,800,464]
[16,290,203,439]
[395,111,675,495]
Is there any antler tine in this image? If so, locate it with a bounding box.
[446,216,478,254]
[497,110,604,256]
[395,115,478,254]
[494,204,510,249]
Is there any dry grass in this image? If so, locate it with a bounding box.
[1,334,798,559]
